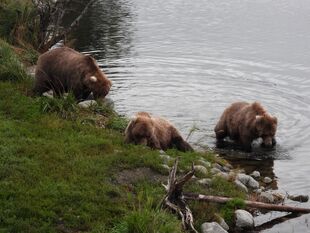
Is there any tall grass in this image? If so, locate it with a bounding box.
[0,0,39,48]
[0,39,29,82]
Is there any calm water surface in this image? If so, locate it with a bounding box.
[73,0,310,232]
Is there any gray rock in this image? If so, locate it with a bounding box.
[201,222,228,233]
[198,178,212,186]
[211,167,221,175]
[254,188,262,194]
[234,180,248,193]
[250,171,261,179]
[194,165,208,175]
[78,100,97,108]
[198,159,211,168]
[237,173,259,189]
[259,192,274,203]
[213,163,223,170]
[263,177,272,184]
[222,166,231,173]
[235,209,254,230]
[288,194,309,203]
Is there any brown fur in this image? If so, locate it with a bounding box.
[214,102,277,151]
[33,47,112,100]
[125,112,193,152]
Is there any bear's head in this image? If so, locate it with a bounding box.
[84,56,112,99]
[125,112,158,147]
[255,114,277,148]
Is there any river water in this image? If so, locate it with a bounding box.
[72,0,310,232]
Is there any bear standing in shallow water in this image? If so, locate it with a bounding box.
[125,112,193,152]
[33,47,112,100]
[214,102,277,151]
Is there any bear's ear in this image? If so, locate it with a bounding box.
[85,55,97,68]
[273,116,278,124]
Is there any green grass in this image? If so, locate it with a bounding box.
[0,39,29,82]
[0,41,246,231]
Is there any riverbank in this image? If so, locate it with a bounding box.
[0,39,249,232]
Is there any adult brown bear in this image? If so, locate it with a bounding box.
[33,47,111,100]
[214,102,277,151]
[125,112,193,152]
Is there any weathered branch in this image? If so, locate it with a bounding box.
[161,158,198,233]
[183,193,310,213]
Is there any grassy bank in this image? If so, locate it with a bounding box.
[0,39,246,232]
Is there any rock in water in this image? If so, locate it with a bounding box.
[201,222,228,233]
[235,209,254,230]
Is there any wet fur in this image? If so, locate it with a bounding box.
[125,112,193,152]
[214,102,277,151]
[33,47,111,100]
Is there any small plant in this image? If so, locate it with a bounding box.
[38,93,78,119]
[220,198,245,225]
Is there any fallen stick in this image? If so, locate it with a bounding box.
[183,193,310,213]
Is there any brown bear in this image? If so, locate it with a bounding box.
[214,102,277,151]
[125,112,193,152]
[33,47,112,100]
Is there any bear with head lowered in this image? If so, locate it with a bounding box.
[125,112,193,152]
[33,47,111,100]
[214,102,277,151]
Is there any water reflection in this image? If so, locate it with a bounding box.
[71,0,310,232]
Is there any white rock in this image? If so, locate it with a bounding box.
[159,150,166,155]
[201,222,228,233]
[78,100,97,108]
[42,90,53,98]
[234,180,248,193]
[235,209,254,230]
[259,192,274,203]
[263,177,272,184]
[237,173,259,189]
[194,165,208,175]
[250,171,261,179]
[198,178,212,186]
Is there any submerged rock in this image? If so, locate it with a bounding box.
[235,209,254,230]
[201,222,228,233]
[288,194,309,203]
[236,173,259,189]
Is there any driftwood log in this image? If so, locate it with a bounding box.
[162,158,310,232]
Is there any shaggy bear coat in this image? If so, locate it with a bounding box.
[125,112,193,152]
[214,102,277,151]
[33,47,111,100]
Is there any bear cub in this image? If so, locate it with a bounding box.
[214,102,277,151]
[125,112,193,152]
[33,47,111,100]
